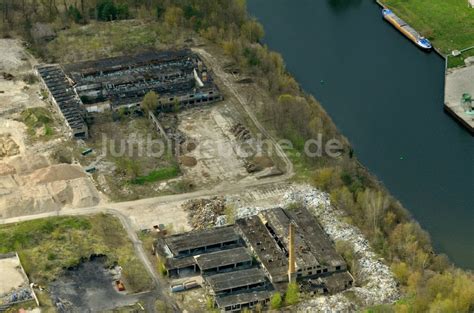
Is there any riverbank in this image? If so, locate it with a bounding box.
[380,0,474,67]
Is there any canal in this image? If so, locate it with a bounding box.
[248,0,474,268]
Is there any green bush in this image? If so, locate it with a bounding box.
[284,282,300,306]
[270,292,282,309]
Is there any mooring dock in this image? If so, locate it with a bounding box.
[444,65,474,134]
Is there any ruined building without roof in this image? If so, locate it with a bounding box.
[155,207,353,312]
[36,49,222,139]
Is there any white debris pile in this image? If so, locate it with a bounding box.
[182,197,226,229]
[235,206,268,220]
[215,215,227,227]
[232,185,399,311]
[282,186,400,311]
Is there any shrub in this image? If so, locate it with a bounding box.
[284,282,300,306]
[270,292,282,309]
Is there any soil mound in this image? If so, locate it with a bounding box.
[179,156,197,167]
[28,164,86,185]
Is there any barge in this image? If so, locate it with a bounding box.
[382,9,432,50]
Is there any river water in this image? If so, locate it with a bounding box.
[248,0,473,268]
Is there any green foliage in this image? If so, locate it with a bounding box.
[270,292,282,309]
[141,91,159,114]
[22,73,38,84]
[157,258,167,277]
[156,5,165,19]
[97,0,116,21]
[116,4,130,20]
[183,5,199,20]
[96,0,129,21]
[68,5,83,23]
[284,282,300,306]
[241,19,264,43]
[21,107,52,128]
[116,157,142,180]
[131,165,180,185]
[164,7,184,28]
[224,205,236,224]
[206,296,215,310]
[20,107,56,139]
[335,240,360,281]
[0,215,153,293]
[243,47,260,67]
[0,215,151,291]
[0,217,91,253]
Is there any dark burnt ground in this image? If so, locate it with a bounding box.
[49,256,140,313]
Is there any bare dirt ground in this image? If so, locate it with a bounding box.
[177,105,254,188]
[0,39,43,116]
[0,39,102,219]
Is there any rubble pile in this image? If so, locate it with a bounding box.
[158,113,191,155]
[282,187,400,312]
[183,197,226,229]
[230,123,251,141]
[235,206,268,220]
[244,161,262,173]
[0,288,33,306]
[0,135,20,158]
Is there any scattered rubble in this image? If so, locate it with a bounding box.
[283,187,400,311]
[2,72,14,81]
[0,135,20,158]
[182,197,226,229]
[230,122,252,141]
[233,186,399,311]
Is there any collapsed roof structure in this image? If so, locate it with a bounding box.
[36,49,222,140]
[63,49,222,111]
[156,207,353,312]
[35,64,88,139]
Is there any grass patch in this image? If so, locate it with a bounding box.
[383,0,474,66]
[131,165,180,185]
[0,214,152,293]
[45,20,190,63]
[20,107,57,140]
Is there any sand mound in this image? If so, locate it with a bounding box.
[7,154,50,175]
[49,178,100,207]
[28,164,86,185]
[0,155,100,218]
[0,177,100,218]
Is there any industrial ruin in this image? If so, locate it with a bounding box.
[155,207,353,312]
[35,64,89,139]
[35,49,222,139]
